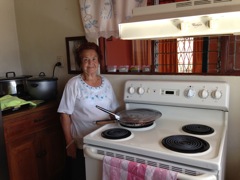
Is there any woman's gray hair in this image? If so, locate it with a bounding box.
[75,42,102,68]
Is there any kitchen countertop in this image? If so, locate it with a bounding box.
[2,100,58,116]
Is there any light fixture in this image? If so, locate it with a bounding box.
[119,0,240,40]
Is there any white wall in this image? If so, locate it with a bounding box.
[14,0,85,95]
[0,0,22,77]
[1,0,240,179]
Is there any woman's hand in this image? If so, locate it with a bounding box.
[66,142,77,158]
[109,114,116,120]
[60,113,77,158]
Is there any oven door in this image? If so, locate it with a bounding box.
[84,145,217,180]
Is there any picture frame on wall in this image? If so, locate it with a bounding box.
[65,36,87,74]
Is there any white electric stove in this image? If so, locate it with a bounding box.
[83,80,230,180]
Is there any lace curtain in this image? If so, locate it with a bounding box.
[79,0,147,42]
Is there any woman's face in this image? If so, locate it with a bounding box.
[80,49,99,75]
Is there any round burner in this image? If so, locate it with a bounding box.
[119,122,154,128]
[101,128,132,140]
[162,135,210,153]
[182,124,214,135]
[119,122,156,131]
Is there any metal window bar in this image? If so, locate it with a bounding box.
[177,37,193,73]
[153,37,221,73]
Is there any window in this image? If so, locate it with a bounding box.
[153,37,220,74]
[99,35,240,75]
[177,37,194,73]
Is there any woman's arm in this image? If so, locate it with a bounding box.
[60,113,77,158]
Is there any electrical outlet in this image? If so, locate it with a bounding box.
[56,56,64,68]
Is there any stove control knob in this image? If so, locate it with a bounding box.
[137,87,145,95]
[199,89,209,99]
[185,88,196,98]
[128,87,135,94]
[211,90,222,99]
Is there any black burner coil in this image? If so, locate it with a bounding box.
[182,124,214,135]
[101,128,132,140]
[162,135,210,153]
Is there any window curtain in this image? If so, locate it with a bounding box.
[157,40,178,73]
[132,40,152,66]
[79,0,147,42]
[192,37,203,73]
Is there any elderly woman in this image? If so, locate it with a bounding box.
[58,42,119,180]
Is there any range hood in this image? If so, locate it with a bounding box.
[119,0,240,40]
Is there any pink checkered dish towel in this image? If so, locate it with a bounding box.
[102,156,178,180]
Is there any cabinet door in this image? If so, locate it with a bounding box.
[39,126,65,180]
[4,102,66,180]
[6,135,39,180]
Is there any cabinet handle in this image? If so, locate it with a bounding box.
[42,150,47,157]
[36,150,47,158]
[33,117,46,123]
[36,152,42,158]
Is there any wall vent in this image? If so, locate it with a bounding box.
[194,0,211,6]
[176,0,232,8]
[214,0,232,3]
[172,166,183,173]
[185,169,198,176]
[176,1,192,8]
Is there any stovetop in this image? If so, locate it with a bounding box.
[84,104,228,170]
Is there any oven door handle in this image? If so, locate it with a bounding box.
[84,146,217,180]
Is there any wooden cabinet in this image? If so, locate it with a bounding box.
[3,102,65,180]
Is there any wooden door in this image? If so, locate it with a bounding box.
[39,126,65,180]
[6,135,39,180]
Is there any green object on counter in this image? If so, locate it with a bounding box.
[0,95,37,111]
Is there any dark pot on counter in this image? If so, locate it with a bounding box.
[0,72,32,97]
[26,72,58,100]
